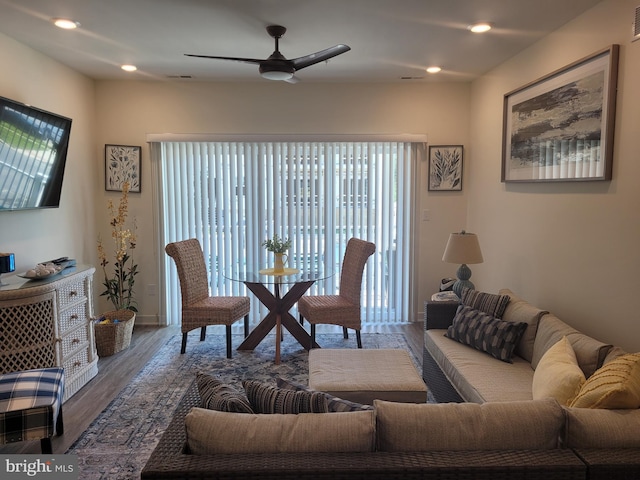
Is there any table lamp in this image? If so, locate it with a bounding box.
[442,231,483,297]
[0,253,16,286]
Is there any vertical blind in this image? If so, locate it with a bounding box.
[154,140,416,327]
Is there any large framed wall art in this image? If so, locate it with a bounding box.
[502,45,619,183]
[105,144,141,192]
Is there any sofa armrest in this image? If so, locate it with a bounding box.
[424,301,459,330]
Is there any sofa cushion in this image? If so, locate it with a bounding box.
[499,289,548,362]
[569,353,640,409]
[185,407,376,454]
[425,329,535,403]
[243,380,327,414]
[196,373,254,413]
[375,398,563,451]
[461,288,510,318]
[532,314,612,378]
[276,378,373,412]
[563,406,640,448]
[446,305,527,363]
[532,337,585,406]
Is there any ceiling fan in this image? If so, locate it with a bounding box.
[185,25,350,83]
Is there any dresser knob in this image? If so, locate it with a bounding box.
[72,338,80,344]
[74,361,81,367]
[70,314,78,320]
[69,291,78,297]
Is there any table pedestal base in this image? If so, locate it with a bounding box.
[238,280,318,364]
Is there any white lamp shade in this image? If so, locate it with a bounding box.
[442,232,483,265]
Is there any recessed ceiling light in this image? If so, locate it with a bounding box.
[52,18,80,30]
[121,65,137,72]
[426,66,442,74]
[468,22,492,33]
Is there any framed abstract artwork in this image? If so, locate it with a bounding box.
[428,145,463,191]
[502,45,619,183]
[105,144,141,192]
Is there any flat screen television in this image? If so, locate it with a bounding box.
[0,96,72,211]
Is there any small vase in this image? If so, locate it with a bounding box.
[273,253,287,273]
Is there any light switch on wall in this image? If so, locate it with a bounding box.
[422,209,431,221]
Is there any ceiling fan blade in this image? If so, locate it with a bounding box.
[184,54,263,65]
[291,44,351,71]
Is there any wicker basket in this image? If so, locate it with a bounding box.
[94,309,135,357]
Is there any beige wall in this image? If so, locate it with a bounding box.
[0,33,97,275]
[94,81,470,322]
[469,0,640,352]
[3,0,637,353]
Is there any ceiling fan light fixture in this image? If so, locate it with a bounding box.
[121,64,137,72]
[468,22,492,33]
[426,66,442,74]
[259,63,295,81]
[260,70,294,81]
[52,18,80,30]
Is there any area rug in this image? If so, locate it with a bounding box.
[67,331,419,479]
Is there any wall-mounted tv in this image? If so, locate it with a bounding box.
[0,96,72,211]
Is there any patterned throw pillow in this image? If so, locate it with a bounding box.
[196,373,254,413]
[569,353,640,409]
[461,288,511,318]
[276,377,374,412]
[445,305,528,363]
[243,380,328,414]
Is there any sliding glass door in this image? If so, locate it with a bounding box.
[154,140,417,326]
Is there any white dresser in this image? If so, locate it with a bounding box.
[0,265,98,401]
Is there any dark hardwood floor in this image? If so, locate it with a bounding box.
[0,321,423,455]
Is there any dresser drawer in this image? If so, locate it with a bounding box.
[60,324,89,357]
[63,346,90,377]
[56,277,88,309]
[58,301,88,333]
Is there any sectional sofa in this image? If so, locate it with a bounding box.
[142,286,640,480]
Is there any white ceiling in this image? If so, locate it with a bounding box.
[0,0,602,83]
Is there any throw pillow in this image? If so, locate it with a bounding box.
[196,373,254,413]
[532,336,586,405]
[445,305,527,363]
[569,353,640,409]
[276,377,374,412]
[461,288,510,318]
[243,380,328,414]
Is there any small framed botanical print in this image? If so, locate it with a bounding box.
[428,145,463,191]
[105,144,141,192]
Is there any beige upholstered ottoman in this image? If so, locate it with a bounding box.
[308,349,427,404]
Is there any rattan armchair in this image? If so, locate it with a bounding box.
[165,238,250,358]
[298,237,376,349]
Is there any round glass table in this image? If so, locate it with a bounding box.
[224,263,334,364]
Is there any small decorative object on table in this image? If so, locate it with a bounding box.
[262,234,291,273]
[95,181,139,355]
[0,253,15,286]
